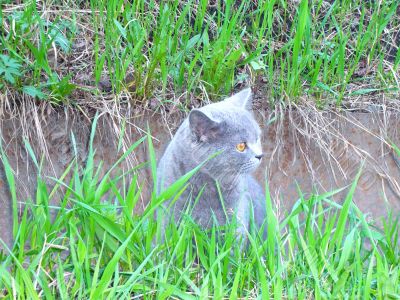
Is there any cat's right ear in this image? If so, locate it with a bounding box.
[226,88,253,111]
[189,110,223,141]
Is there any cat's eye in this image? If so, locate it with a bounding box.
[236,142,246,152]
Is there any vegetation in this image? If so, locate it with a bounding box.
[0,0,399,107]
[0,118,399,299]
[1,1,400,298]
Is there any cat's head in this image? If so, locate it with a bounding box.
[188,88,263,184]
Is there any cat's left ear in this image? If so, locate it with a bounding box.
[226,88,253,111]
[189,109,225,142]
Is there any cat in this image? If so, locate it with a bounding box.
[156,88,266,241]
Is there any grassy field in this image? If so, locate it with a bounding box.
[0,120,399,299]
[1,0,400,298]
[1,0,399,107]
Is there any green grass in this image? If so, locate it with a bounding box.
[1,1,400,298]
[0,0,399,106]
[0,121,399,299]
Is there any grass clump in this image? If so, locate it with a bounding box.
[0,0,399,107]
[0,126,399,299]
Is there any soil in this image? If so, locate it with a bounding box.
[1,100,400,248]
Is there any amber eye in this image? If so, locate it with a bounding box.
[236,142,247,152]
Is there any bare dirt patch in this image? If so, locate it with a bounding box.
[1,98,400,246]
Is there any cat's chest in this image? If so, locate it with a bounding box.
[185,175,250,228]
[189,173,246,207]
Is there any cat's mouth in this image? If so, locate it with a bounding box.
[214,163,258,186]
[240,160,261,173]
[199,157,260,186]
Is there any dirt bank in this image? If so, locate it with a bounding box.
[1,101,400,247]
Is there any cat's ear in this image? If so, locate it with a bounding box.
[226,88,253,110]
[189,109,223,141]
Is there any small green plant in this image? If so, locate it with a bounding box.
[0,54,22,88]
[0,3,77,102]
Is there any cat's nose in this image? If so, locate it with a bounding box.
[255,153,264,160]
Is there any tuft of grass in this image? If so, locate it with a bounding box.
[0,0,399,106]
[0,125,399,298]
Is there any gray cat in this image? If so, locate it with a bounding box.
[157,88,266,240]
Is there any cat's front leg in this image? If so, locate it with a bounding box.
[234,195,250,247]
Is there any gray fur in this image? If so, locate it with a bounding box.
[157,88,266,240]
